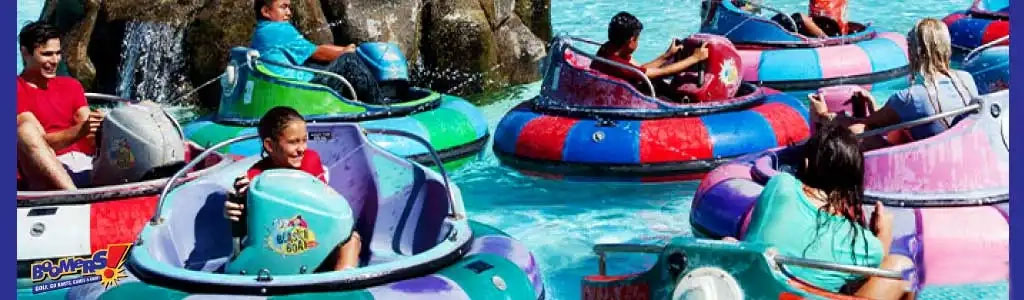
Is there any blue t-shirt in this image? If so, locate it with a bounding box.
[250,21,317,82]
[883,71,979,140]
[745,173,884,292]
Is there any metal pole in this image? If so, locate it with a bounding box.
[151,134,260,225]
[562,37,657,99]
[964,35,1009,64]
[362,128,455,217]
[254,58,360,102]
[857,103,981,139]
[775,255,904,279]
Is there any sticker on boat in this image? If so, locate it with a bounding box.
[266,215,319,255]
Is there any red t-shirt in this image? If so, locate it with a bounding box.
[246,149,326,183]
[16,76,93,156]
[591,44,650,92]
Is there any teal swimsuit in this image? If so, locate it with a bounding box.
[745,173,884,292]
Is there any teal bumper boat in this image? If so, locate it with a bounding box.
[184,43,489,169]
[581,238,908,300]
[58,123,542,299]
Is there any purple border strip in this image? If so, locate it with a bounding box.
[1009,1,1021,298]
[7,1,19,297]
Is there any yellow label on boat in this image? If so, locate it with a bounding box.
[266,215,319,255]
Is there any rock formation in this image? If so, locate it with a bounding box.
[38,0,552,106]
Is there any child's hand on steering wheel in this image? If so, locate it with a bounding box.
[691,42,710,61]
[665,40,685,57]
[224,176,250,222]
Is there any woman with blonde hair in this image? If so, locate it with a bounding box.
[808,18,979,149]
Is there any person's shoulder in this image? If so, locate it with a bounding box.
[951,70,980,95]
[769,172,799,185]
[52,76,85,89]
[304,149,323,164]
[247,158,272,179]
[763,173,801,198]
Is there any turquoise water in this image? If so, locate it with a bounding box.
[16,0,1007,299]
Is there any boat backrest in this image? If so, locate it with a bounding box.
[307,123,452,266]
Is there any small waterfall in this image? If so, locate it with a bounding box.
[116,21,191,103]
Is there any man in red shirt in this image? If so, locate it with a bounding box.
[17,22,103,190]
[591,12,709,97]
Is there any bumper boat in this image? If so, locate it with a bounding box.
[689,90,1008,293]
[184,42,489,169]
[943,0,1009,51]
[17,95,230,298]
[582,90,1008,299]
[493,34,811,182]
[63,123,543,299]
[699,0,910,92]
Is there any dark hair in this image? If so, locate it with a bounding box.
[796,121,870,262]
[254,0,274,21]
[18,22,61,52]
[608,12,643,46]
[258,106,305,150]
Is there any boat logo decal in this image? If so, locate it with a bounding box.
[110,138,135,170]
[266,215,319,255]
[309,131,333,143]
[29,243,132,294]
[719,58,739,87]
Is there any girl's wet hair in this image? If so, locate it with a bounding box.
[258,106,305,142]
[797,121,871,261]
[908,18,972,127]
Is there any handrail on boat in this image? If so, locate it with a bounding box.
[559,35,658,99]
[152,134,259,225]
[151,127,459,224]
[963,34,1009,64]
[590,242,903,280]
[857,102,982,139]
[242,49,360,103]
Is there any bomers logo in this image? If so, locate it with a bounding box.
[30,244,132,294]
[267,215,318,255]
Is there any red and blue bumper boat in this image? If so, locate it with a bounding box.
[493,34,810,182]
[944,0,1009,94]
[943,0,1009,52]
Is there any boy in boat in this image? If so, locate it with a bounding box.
[251,0,383,103]
[731,0,847,38]
[591,12,710,100]
[16,22,104,191]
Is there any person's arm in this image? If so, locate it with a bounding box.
[641,41,684,69]
[308,44,357,63]
[42,106,92,152]
[853,255,913,300]
[809,90,901,135]
[800,14,829,38]
[850,103,902,135]
[643,42,709,80]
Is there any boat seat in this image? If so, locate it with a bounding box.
[159,181,235,272]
